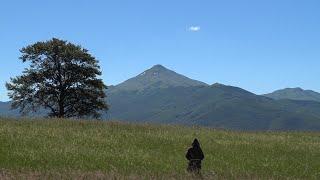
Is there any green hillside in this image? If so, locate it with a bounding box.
[1,118,320,179]
[109,64,207,93]
[104,65,320,131]
[264,88,320,102]
[107,84,320,130]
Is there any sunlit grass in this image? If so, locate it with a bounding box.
[0,117,320,179]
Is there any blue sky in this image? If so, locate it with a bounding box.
[1,0,320,101]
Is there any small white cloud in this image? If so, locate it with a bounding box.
[188,26,201,32]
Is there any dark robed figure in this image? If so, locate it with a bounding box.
[185,138,204,174]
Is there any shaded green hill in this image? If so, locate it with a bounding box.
[109,64,207,93]
[0,101,19,117]
[106,65,320,130]
[107,83,320,130]
[264,88,320,102]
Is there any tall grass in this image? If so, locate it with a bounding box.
[0,118,320,179]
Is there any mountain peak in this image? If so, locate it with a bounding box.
[283,87,304,91]
[110,65,207,92]
[264,87,320,102]
[137,64,170,77]
[142,64,170,75]
[211,82,225,87]
[150,64,166,70]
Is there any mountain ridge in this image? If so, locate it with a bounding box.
[104,65,320,130]
[109,65,207,93]
[2,65,320,131]
[264,88,320,102]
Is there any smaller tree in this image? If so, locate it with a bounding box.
[6,38,108,118]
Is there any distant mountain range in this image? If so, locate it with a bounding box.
[0,101,17,117]
[264,88,320,102]
[1,65,320,131]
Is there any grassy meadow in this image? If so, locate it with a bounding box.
[0,118,320,179]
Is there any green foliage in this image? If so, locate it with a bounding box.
[6,38,108,118]
[0,118,320,179]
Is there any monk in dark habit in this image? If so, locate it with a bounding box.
[185,138,204,174]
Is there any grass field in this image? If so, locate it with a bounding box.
[0,118,320,179]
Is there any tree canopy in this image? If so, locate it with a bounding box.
[6,38,108,118]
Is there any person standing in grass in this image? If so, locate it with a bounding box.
[186,138,205,174]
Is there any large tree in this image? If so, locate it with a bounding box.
[6,38,108,118]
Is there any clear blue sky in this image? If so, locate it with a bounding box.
[1,0,320,101]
